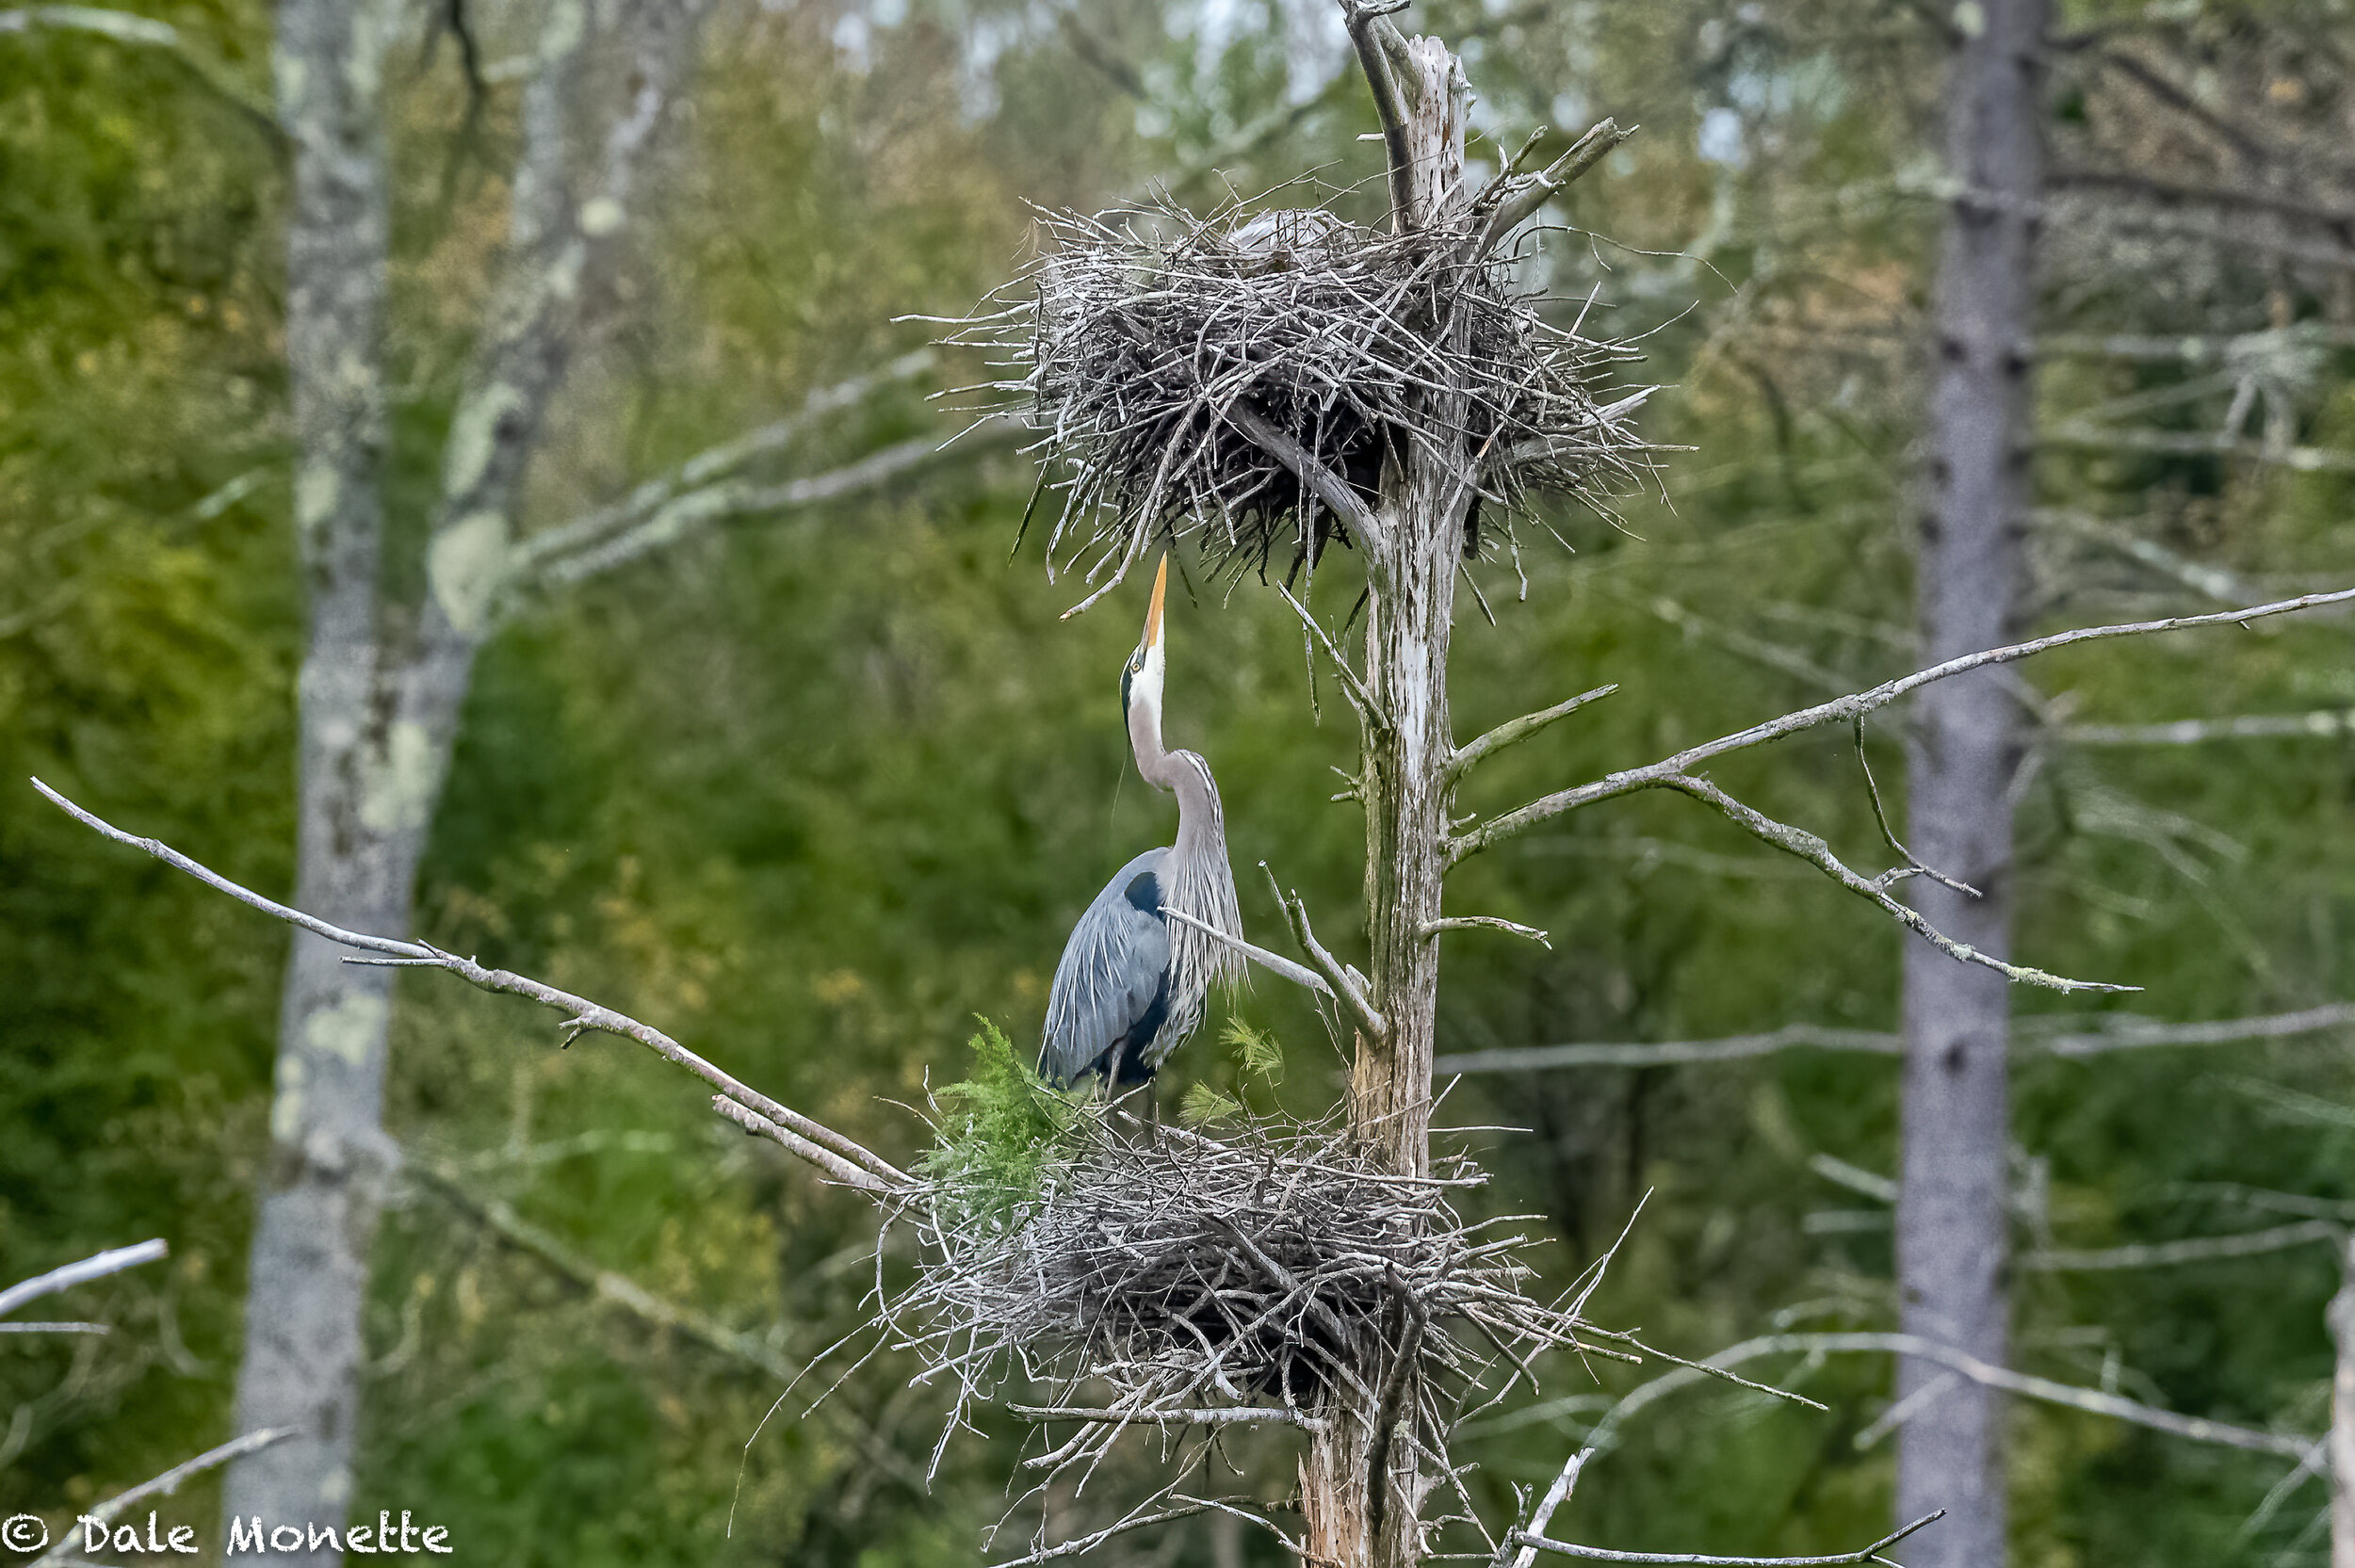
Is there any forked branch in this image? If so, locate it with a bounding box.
[32,780,907,1195]
[1455,587,2355,862]
[1661,773,2126,994]
[1161,905,1333,995]
[1446,589,2355,991]
[1475,119,1635,257]
[1261,862,1388,1043]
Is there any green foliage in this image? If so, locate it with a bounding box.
[1225,1016,1285,1086]
[1183,1019,1285,1124]
[1178,1083,1242,1126]
[9,4,2355,1565]
[918,1020,1086,1228]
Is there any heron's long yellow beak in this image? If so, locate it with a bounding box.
[1143,555,1167,652]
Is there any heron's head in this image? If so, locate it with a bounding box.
[1120,556,1169,727]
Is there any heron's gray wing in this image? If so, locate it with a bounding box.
[1041,849,1173,1085]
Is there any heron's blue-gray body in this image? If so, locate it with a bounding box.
[1039,774,1243,1087]
[1042,851,1172,1085]
[1039,561,1244,1089]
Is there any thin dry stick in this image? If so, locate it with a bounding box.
[0,1239,168,1317]
[1431,1002,2355,1074]
[414,1165,924,1492]
[1500,1448,1588,1568]
[1507,1511,1942,1566]
[32,780,903,1195]
[1584,1332,2315,1462]
[1662,772,2121,994]
[28,1428,292,1568]
[2020,1218,2343,1272]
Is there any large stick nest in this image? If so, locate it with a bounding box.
[950,197,1656,607]
[888,1107,1618,1484]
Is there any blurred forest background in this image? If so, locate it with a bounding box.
[6,0,2355,1562]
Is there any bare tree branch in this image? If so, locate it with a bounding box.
[2038,326,2355,363]
[1230,404,1386,553]
[1660,772,2126,994]
[1475,120,1632,256]
[1435,1026,1899,1075]
[530,433,958,590]
[2049,167,2355,231]
[2020,1219,2343,1272]
[0,1239,167,1318]
[1161,905,1333,995]
[1433,1003,2355,1074]
[413,1164,924,1490]
[1584,1331,2317,1462]
[1499,1448,1588,1568]
[2041,1003,2355,1055]
[1261,863,1388,1043]
[0,6,275,126]
[31,780,905,1195]
[28,1428,293,1568]
[1340,0,1419,226]
[1276,585,1389,734]
[516,351,937,584]
[1508,1511,1943,1566]
[1453,588,2355,861]
[2036,508,2273,607]
[2058,709,2355,745]
[2043,421,2355,471]
[1448,687,1618,784]
[1010,1403,1321,1430]
[1422,915,1551,947]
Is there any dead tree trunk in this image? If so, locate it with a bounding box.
[225,4,710,1559]
[1298,20,1469,1568]
[1896,2,2046,1562]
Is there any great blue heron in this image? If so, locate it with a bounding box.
[1040,558,1245,1089]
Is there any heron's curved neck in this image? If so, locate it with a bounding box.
[1130,691,1224,857]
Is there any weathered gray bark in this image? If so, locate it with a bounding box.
[226,4,709,1559]
[1298,24,1468,1568]
[225,5,399,1549]
[1896,3,2046,1563]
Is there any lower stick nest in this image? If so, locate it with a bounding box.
[889,1107,1616,1479]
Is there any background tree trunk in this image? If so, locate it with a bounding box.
[227,5,708,1559]
[1896,3,2046,1562]
[222,4,399,1555]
